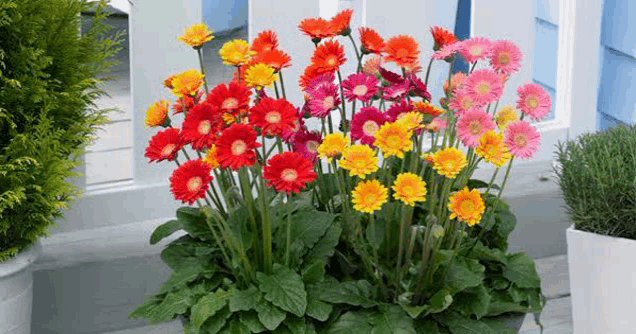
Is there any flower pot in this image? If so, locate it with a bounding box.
[0,241,42,334]
[567,225,636,333]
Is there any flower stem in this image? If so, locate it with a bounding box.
[197,49,210,94]
[279,71,287,100]
[285,193,293,266]
[424,57,435,87]
[347,34,363,72]
[336,70,348,133]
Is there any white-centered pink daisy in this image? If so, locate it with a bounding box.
[455,109,497,148]
[309,84,341,118]
[305,72,337,96]
[463,69,504,105]
[458,37,492,63]
[293,130,323,163]
[386,100,415,122]
[342,72,379,103]
[351,106,388,146]
[433,43,461,61]
[489,40,522,76]
[449,88,485,115]
[382,80,411,101]
[504,120,540,159]
[516,83,552,121]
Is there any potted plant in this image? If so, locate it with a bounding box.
[0,1,120,332]
[555,124,636,334]
[131,9,545,333]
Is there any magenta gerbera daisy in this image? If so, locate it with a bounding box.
[351,106,388,146]
[406,73,431,101]
[305,72,337,96]
[386,100,415,122]
[293,130,322,163]
[308,84,341,118]
[516,83,552,121]
[458,37,492,63]
[455,109,497,148]
[449,88,484,115]
[489,40,522,76]
[432,43,461,61]
[463,69,504,105]
[342,72,379,103]
[382,80,411,101]
[504,120,540,159]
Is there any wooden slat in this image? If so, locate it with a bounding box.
[88,121,132,152]
[85,148,133,185]
[601,0,636,59]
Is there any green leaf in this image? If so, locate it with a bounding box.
[314,279,378,308]
[191,289,233,330]
[370,305,416,334]
[305,287,333,321]
[303,220,342,266]
[240,311,267,333]
[226,205,255,252]
[201,306,232,334]
[443,257,485,294]
[141,291,190,323]
[414,318,441,333]
[220,316,251,334]
[255,299,287,331]
[150,219,184,245]
[158,264,209,294]
[328,310,374,333]
[486,290,530,316]
[466,241,508,264]
[480,316,519,334]
[290,209,336,257]
[129,295,164,320]
[229,285,262,312]
[399,302,428,319]
[257,264,307,317]
[503,252,541,288]
[452,285,492,319]
[425,288,454,315]
[160,239,202,271]
[285,316,306,334]
[302,261,326,285]
[467,179,500,191]
[438,311,495,334]
[177,206,215,241]
[494,210,516,240]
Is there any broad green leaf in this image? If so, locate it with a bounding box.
[191,289,233,329]
[291,210,335,251]
[285,316,306,334]
[503,252,541,288]
[443,257,485,294]
[486,290,530,316]
[438,311,495,334]
[305,287,333,321]
[414,318,441,333]
[226,205,255,252]
[466,240,508,264]
[399,302,427,319]
[365,216,385,249]
[160,240,201,271]
[229,285,262,312]
[158,264,209,294]
[314,280,378,308]
[201,306,232,334]
[177,206,215,241]
[452,285,491,319]
[150,219,183,245]
[490,276,510,290]
[240,311,267,333]
[328,310,374,333]
[219,316,251,334]
[143,291,190,323]
[301,261,326,285]
[494,210,516,239]
[129,295,164,319]
[425,288,454,315]
[466,179,500,191]
[303,221,342,266]
[255,299,287,331]
[370,305,416,334]
[257,264,308,317]
[480,316,519,334]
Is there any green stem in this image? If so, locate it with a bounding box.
[273,81,280,99]
[424,57,435,87]
[196,49,210,94]
[336,70,348,133]
[285,193,293,266]
[347,34,363,72]
[279,71,287,100]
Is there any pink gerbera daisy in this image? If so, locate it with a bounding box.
[504,120,540,159]
[463,69,504,105]
[309,84,341,118]
[489,40,522,76]
[342,72,379,103]
[433,43,461,61]
[281,108,307,143]
[516,83,552,121]
[382,80,411,101]
[458,37,492,63]
[293,130,322,163]
[305,72,337,96]
[351,106,388,146]
[362,56,384,77]
[386,100,415,122]
[455,109,496,148]
[425,117,447,132]
[443,72,467,96]
[449,88,484,115]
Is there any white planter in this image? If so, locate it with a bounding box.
[567,226,636,334]
[0,241,42,334]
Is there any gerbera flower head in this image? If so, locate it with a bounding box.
[171,69,204,98]
[340,144,379,179]
[430,147,468,179]
[430,26,457,50]
[449,88,482,115]
[299,65,330,91]
[475,131,512,167]
[264,152,317,194]
[180,102,222,150]
[244,63,278,89]
[311,39,347,72]
[352,179,388,213]
[406,73,431,100]
[308,84,340,118]
[414,101,445,119]
[293,130,322,163]
[383,35,420,68]
[342,72,379,103]
[382,80,411,101]
[443,72,467,96]
[205,81,251,116]
[251,30,279,54]
[359,27,385,54]
[249,97,298,137]
[374,121,413,158]
[455,109,497,148]
[351,106,387,146]
[386,99,415,122]
[172,90,204,115]
[463,69,504,105]
[298,17,334,43]
[318,132,349,162]
[163,74,176,89]
[489,40,522,75]
[516,83,552,121]
[177,23,214,48]
[215,123,261,170]
[425,117,447,132]
[504,120,540,159]
[392,172,427,206]
[330,9,354,36]
[362,56,384,77]
[432,43,461,62]
[395,112,424,133]
[144,100,170,128]
[169,159,213,205]
[305,72,337,96]
[458,37,492,63]
[203,145,220,168]
[448,187,485,226]
[494,105,520,130]
[259,49,292,72]
[144,128,183,162]
[219,39,255,66]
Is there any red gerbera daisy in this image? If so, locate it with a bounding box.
[299,64,330,91]
[329,9,353,36]
[180,102,222,150]
[264,152,317,193]
[298,18,334,42]
[383,35,420,68]
[359,27,385,54]
[260,49,292,72]
[172,90,204,115]
[249,97,299,137]
[215,124,261,170]
[311,39,347,72]
[386,100,415,122]
[144,128,184,162]
[205,81,252,116]
[251,30,279,54]
[169,159,213,205]
[430,26,457,50]
[293,130,322,163]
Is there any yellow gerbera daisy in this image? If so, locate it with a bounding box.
[144,100,169,128]
[373,122,413,158]
[203,145,219,168]
[317,133,349,162]
[392,172,427,206]
[171,69,204,98]
[448,187,485,226]
[244,63,278,89]
[177,23,214,48]
[352,179,388,213]
[340,144,379,179]
[494,105,520,130]
[475,131,511,167]
[395,112,424,132]
[219,39,255,66]
[430,147,467,179]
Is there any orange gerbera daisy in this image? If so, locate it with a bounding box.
[329,9,353,36]
[203,145,219,168]
[299,65,330,91]
[384,35,420,68]
[475,131,511,167]
[448,187,485,226]
[430,26,457,50]
[311,39,347,72]
[251,30,279,54]
[177,23,214,48]
[169,159,213,205]
[413,101,446,118]
[359,27,385,54]
[171,69,204,98]
[260,49,292,72]
[144,100,169,128]
[298,18,334,42]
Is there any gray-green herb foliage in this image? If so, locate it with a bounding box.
[0,0,122,261]
[555,125,636,239]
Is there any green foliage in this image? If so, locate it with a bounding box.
[555,124,636,239]
[0,0,121,261]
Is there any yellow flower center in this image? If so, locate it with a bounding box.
[353,85,368,96]
[222,97,239,109]
[231,140,247,155]
[514,134,527,148]
[397,49,409,58]
[198,120,212,135]
[265,111,281,124]
[470,46,482,56]
[469,121,481,135]
[498,52,510,65]
[387,134,401,148]
[486,145,498,156]
[460,199,474,213]
[365,194,376,203]
[362,121,379,136]
[307,140,320,153]
[444,161,456,170]
[525,95,539,109]
[161,144,176,157]
[323,96,334,109]
[461,98,473,110]
[475,81,491,95]
[281,168,298,181]
[402,185,415,196]
[187,176,203,193]
[327,56,337,66]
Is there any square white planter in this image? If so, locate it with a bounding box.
[567,226,636,333]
